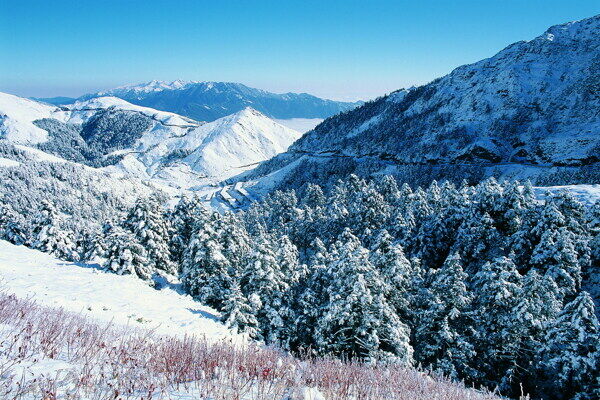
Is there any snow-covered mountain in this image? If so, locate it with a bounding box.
[75,81,361,122]
[107,106,301,187]
[0,92,301,189]
[241,15,600,190]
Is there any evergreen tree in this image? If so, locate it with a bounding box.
[217,212,252,279]
[315,229,413,363]
[170,194,208,265]
[295,237,330,349]
[537,291,600,400]
[369,230,412,319]
[497,180,530,235]
[103,226,152,280]
[0,201,25,245]
[30,201,77,261]
[452,210,501,270]
[530,227,581,298]
[221,279,259,339]
[584,202,600,305]
[123,195,176,275]
[78,221,114,262]
[414,253,475,380]
[241,232,290,346]
[182,213,233,308]
[510,269,562,397]
[470,256,523,388]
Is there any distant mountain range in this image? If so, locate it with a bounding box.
[241,14,600,190]
[0,92,300,189]
[35,81,361,122]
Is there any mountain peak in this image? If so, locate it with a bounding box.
[241,13,600,190]
[77,82,361,122]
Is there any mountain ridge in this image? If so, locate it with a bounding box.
[239,14,600,190]
[0,93,301,190]
[72,81,362,122]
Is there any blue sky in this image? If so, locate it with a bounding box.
[1,0,598,101]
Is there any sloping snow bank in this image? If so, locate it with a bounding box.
[0,240,236,341]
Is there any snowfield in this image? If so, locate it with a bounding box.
[0,240,237,341]
[534,184,600,206]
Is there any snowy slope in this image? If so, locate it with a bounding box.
[105,106,301,187]
[0,93,199,146]
[241,14,600,190]
[534,184,600,206]
[0,240,238,340]
[65,96,199,127]
[0,92,300,191]
[0,92,57,144]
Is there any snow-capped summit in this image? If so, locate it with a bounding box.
[96,80,200,98]
[77,81,361,122]
[111,105,302,186]
[242,14,600,190]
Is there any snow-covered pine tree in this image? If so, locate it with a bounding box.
[536,291,600,400]
[315,229,413,363]
[585,202,600,306]
[414,253,475,380]
[352,185,390,246]
[530,227,581,299]
[470,256,523,389]
[509,269,562,397]
[510,199,565,270]
[552,192,592,266]
[376,174,401,207]
[103,226,152,280]
[216,212,252,280]
[240,231,290,346]
[169,194,208,265]
[369,230,412,320]
[472,177,504,219]
[221,279,259,339]
[78,221,114,262]
[30,200,77,261]
[276,234,305,286]
[295,237,331,349]
[181,213,233,309]
[415,195,466,270]
[497,180,530,235]
[0,201,25,245]
[452,210,501,270]
[301,183,326,209]
[123,195,176,275]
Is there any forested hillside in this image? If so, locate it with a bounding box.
[2,175,598,399]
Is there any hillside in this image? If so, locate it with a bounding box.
[0,240,234,339]
[241,15,600,190]
[75,80,361,121]
[0,92,300,190]
[0,240,503,400]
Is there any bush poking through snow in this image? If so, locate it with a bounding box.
[0,292,501,400]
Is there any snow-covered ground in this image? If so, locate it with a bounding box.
[0,240,238,341]
[534,184,600,206]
